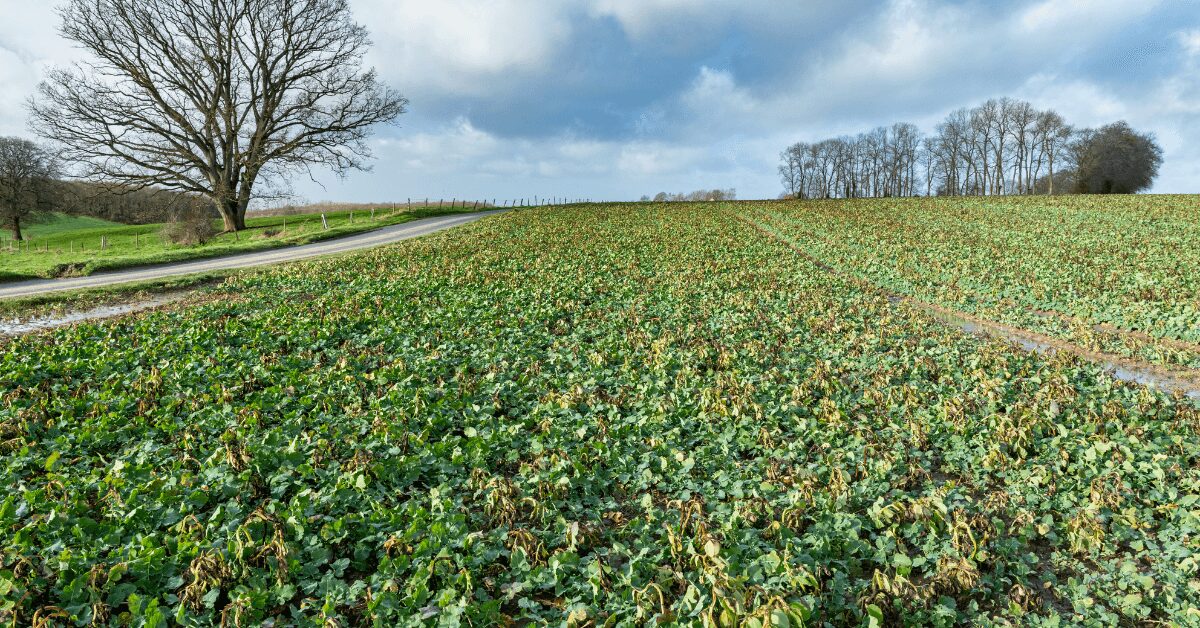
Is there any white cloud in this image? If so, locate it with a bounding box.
[588,0,853,43]
[1015,75,1129,125]
[0,46,36,135]
[349,0,575,98]
[0,0,1195,199]
[813,0,969,89]
[0,3,81,136]
[1179,29,1200,57]
[1017,0,1161,35]
[589,0,727,38]
[678,67,760,130]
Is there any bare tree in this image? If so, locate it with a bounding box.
[30,0,407,231]
[1038,110,1072,195]
[779,144,806,199]
[779,96,1105,199]
[649,188,737,202]
[1004,99,1036,194]
[0,137,58,241]
[923,103,1076,198]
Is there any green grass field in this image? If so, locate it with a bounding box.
[2,198,1199,625]
[22,213,122,237]
[0,207,475,283]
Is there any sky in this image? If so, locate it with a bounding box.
[0,0,1197,202]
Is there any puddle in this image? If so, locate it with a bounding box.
[0,291,191,336]
[1110,367,1200,400]
[915,303,1200,400]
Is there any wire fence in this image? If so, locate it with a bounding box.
[248,196,592,217]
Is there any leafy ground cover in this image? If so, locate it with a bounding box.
[2,202,1199,625]
[0,206,476,282]
[748,195,1200,372]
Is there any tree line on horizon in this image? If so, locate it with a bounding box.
[779,97,1163,200]
[639,189,738,203]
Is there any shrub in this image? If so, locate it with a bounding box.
[160,203,218,245]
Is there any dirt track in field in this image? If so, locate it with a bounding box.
[737,212,1200,400]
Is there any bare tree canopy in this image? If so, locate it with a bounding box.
[648,189,737,202]
[29,0,407,231]
[0,137,58,241]
[1072,121,1163,194]
[777,97,1163,199]
[778,123,922,200]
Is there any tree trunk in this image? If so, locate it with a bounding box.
[1048,155,1055,196]
[216,199,247,231]
[11,216,23,241]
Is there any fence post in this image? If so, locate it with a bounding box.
[321,214,328,230]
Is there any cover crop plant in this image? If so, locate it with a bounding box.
[1,202,1198,625]
[749,195,1200,372]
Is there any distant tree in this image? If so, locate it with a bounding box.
[781,98,1091,199]
[30,0,407,232]
[0,137,58,241]
[53,181,208,224]
[1032,169,1077,196]
[1034,110,1072,195]
[1072,121,1163,194]
[779,144,807,199]
[647,189,736,203]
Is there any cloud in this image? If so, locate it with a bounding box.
[1017,0,1162,35]
[0,0,1196,199]
[587,0,861,44]
[349,0,575,98]
[1179,29,1200,57]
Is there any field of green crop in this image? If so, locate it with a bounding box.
[746,196,1200,375]
[2,201,1199,625]
[0,207,473,283]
